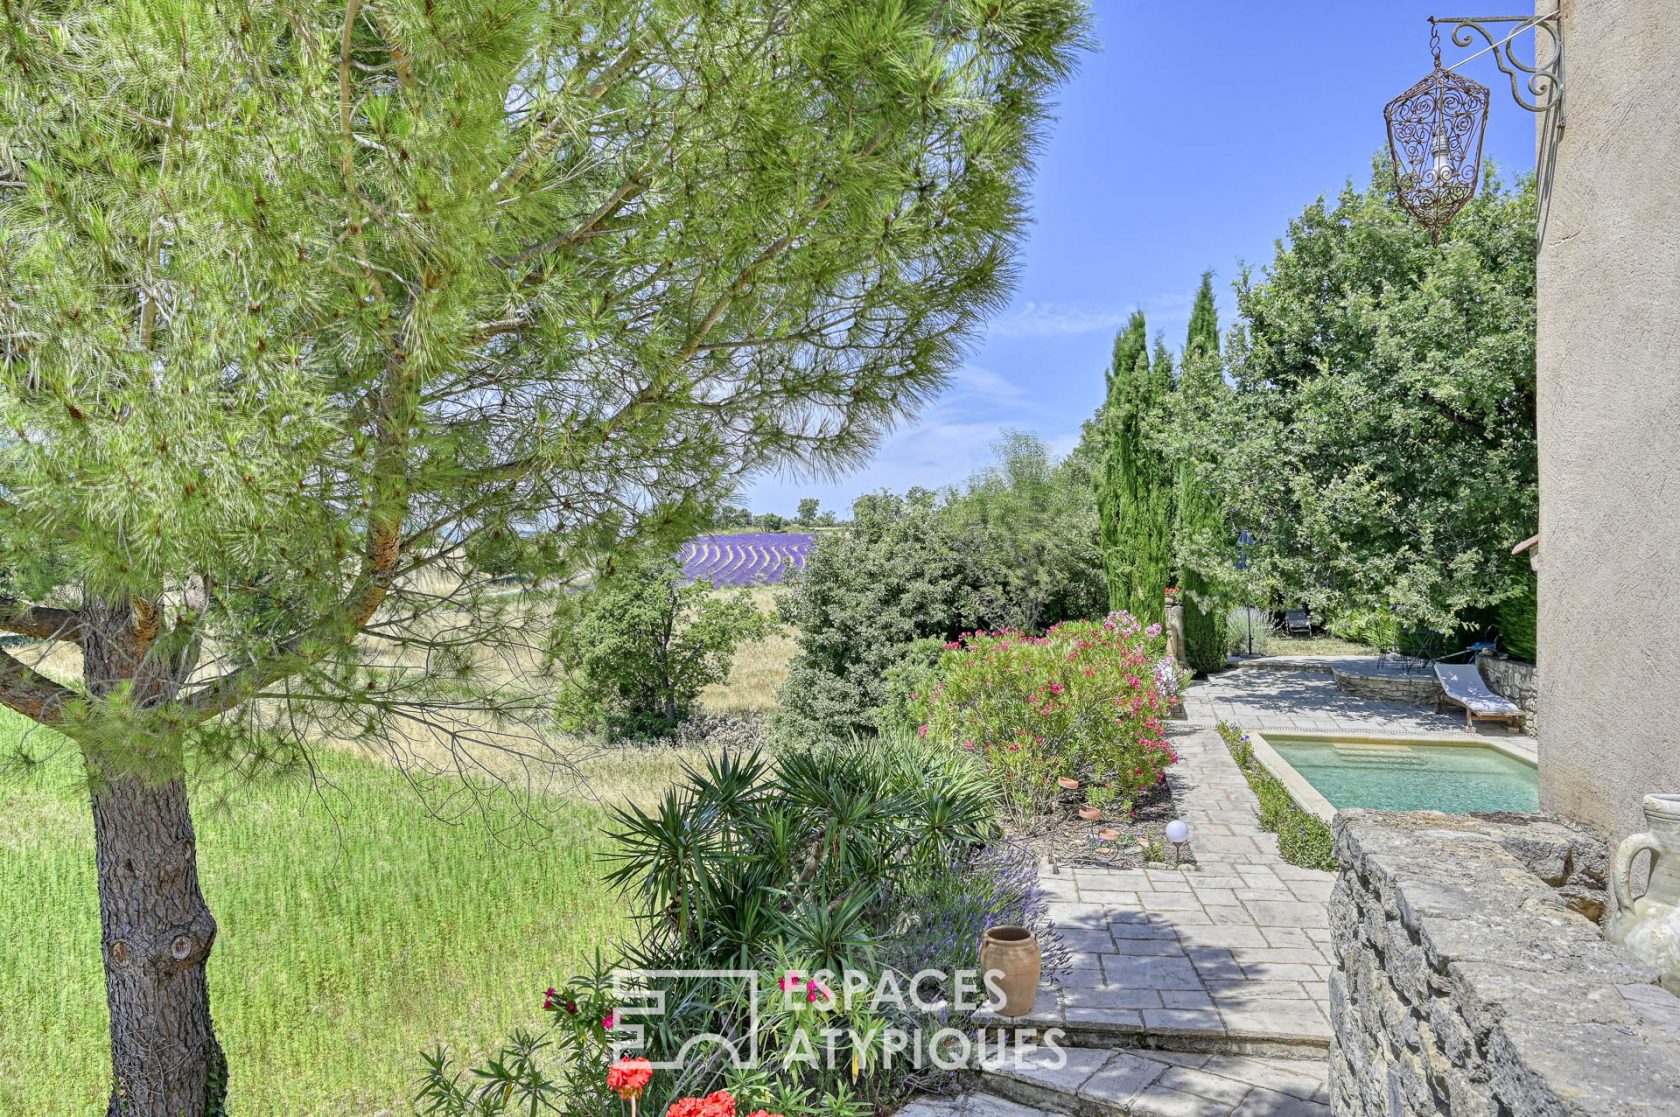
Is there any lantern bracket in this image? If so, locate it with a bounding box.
[1431,14,1563,116]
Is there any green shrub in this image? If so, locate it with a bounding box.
[1327,608,1397,653]
[420,736,1059,1115]
[556,559,772,738]
[913,615,1184,819]
[1498,575,1538,662]
[1216,721,1337,873]
[1226,605,1274,656]
[943,432,1109,633]
[774,491,985,746]
[776,437,1108,748]
[873,636,948,734]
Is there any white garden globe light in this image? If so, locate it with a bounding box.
[1165,820,1190,845]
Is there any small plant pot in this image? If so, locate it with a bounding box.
[1078,806,1103,822]
[979,926,1041,1018]
[1057,777,1081,791]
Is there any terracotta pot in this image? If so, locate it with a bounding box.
[979,925,1041,1017]
[1078,805,1103,822]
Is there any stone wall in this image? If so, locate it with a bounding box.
[1329,665,1438,707]
[1477,654,1538,735]
[1535,0,1680,844]
[1330,810,1680,1116]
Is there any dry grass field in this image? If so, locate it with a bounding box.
[700,585,796,715]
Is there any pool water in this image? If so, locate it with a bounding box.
[1266,737,1539,813]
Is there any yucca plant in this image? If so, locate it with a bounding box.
[603,787,722,945]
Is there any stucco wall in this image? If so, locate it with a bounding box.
[1536,0,1680,846]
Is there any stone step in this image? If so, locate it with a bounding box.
[978,1044,1331,1117]
[892,1092,1059,1117]
[973,988,1332,1060]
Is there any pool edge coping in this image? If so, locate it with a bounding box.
[1248,730,1539,826]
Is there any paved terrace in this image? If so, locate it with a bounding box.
[1192,662,1537,743]
[936,666,1534,1116]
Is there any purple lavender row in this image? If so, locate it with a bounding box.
[678,533,815,586]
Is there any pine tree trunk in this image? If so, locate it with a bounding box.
[80,595,226,1116]
[90,767,226,1117]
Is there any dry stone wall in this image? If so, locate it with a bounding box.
[1330,810,1680,1116]
[1477,654,1538,735]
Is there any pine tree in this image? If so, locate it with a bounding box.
[1176,271,1230,673]
[0,3,1090,1111]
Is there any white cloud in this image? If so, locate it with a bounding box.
[986,301,1133,339]
[984,292,1206,343]
[952,363,1027,402]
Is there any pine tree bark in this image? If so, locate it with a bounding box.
[89,768,226,1117]
[80,596,227,1117]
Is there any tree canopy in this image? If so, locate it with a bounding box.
[1187,163,1538,636]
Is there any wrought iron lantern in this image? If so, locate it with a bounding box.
[1384,22,1490,243]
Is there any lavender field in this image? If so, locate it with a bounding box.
[679,533,814,586]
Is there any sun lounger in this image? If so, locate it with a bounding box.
[1433,663,1523,732]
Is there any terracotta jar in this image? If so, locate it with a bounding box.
[979,925,1041,1017]
[1609,793,1680,993]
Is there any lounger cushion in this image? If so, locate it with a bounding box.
[1434,664,1521,716]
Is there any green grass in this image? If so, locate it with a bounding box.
[0,711,636,1117]
[1267,634,1376,657]
[1216,721,1338,872]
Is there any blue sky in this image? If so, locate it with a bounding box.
[745,1,1537,517]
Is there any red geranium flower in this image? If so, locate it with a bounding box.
[666,1090,739,1117]
[607,1058,653,1100]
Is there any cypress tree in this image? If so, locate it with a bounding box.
[1176,271,1231,673]
[1096,313,1149,612]
[1129,338,1176,622]
[1095,313,1174,623]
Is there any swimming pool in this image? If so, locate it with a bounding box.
[1255,733,1539,816]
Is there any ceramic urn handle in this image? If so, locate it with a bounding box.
[1614,831,1663,917]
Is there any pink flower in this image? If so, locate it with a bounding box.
[918,723,928,738]
[603,1011,616,1030]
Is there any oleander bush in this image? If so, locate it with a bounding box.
[910,613,1183,819]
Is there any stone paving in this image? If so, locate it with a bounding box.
[1191,665,1536,747]
[944,668,1526,1115]
[991,722,1338,1055]
[980,1046,1331,1117]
